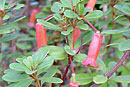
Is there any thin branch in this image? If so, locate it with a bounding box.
[43,14,54,21]
[70,57,75,74]
[59,64,70,87]
[91,50,130,87]
[0,40,16,67]
[82,18,98,32]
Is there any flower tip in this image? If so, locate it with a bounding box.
[82,58,98,67]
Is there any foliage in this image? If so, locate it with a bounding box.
[0,0,130,87]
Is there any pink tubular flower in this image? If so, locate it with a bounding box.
[82,31,102,67]
[28,9,38,27]
[72,26,80,49]
[86,0,97,12]
[35,23,47,52]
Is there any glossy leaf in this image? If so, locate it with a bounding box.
[40,77,63,83]
[74,53,87,62]
[64,45,76,55]
[114,3,130,15]
[61,31,70,35]
[39,46,66,60]
[110,75,130,83]
[75,73,94,85]
[64,10,78,18]
[0,23,20,34]
[85,10,103,21]
[93,75,108,84]
[78,2,84,15]
[14,78,32,87]
[101,28,130,35]
[9,63,28,72]
[77,23,89,30]
[51,2,62,13]
[0,0,5,10]
[16,42,32,50]
[37,19,62,31]
[118,39,130,51]
[2,73,29,82]
[37,56,54,71]
[0,34,18,43]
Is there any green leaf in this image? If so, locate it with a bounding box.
[0,0,5,10]
[64,10,78,18]
[60,0,79,8]
[23,56,33,70]
[0,23,20,34]
[3,15,10,20]
[97,58,107,74]
[9,63,28,72]
[78,2,84,15]
[51,2,62,13]
[74,53,87,62]
[95,20,111,29]
[85,10,103,21]
[32,50,49,68]
[114,4,130,15]
[2,73,29,82]
[16,42,32,50]
[37,56,54,71]
[14,78,32,87]
[77,23,89,30]
[93,75,108,84]
[60,0,71,8]
[108,81,118,87]
[49,50,66,60]
[75,73,94,85]
[0,34,18,43]
[39,46,66,60]
[44,66,60,77]
[108,61,116,71]
[67,27,73,32]
[13,4,25,10]
[25,70,37,75]
[118,39,130,51]
[40,77,63,83]
[110,75,130,83]
[61,31,70,35]
[101,28,130,35]
[64,45,76,55]
[116,50,124,59]
[37,19,62,31]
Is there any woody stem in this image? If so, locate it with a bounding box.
[91,50,130,87]
[82,18,98,32]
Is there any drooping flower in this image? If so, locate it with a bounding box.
[82,31,102,67]
[36,23,47,51]
[72,26,80,49]
[86,0,97,12]
[28,9,38,27]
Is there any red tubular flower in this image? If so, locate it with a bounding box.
[36,23,47,50]
[28,9,38,27]
[72,26,80,49]
[86,0,97,12]
[69,82,79,87]
[82,31,102,67]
